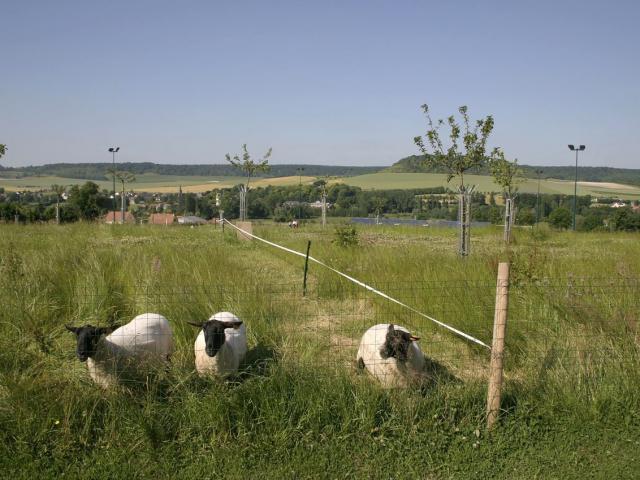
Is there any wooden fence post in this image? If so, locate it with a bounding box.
[486,262,510,431]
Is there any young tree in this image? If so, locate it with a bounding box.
[0,144,7,159]
[489,149,523,243]
[414,105,496,255]
[225,144,272,221]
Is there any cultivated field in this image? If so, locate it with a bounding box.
[1,222,639,478]
[0,174,317,193]
[335,172,640,199]
[4,171,640,200]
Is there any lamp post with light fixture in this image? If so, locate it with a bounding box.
[108,147,120,222]
[568,144,585,231]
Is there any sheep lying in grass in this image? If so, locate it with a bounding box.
[356,323,426,388]
[66,313,174,387]
[189,312,247,377]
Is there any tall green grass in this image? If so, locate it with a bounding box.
[1,223,639,478]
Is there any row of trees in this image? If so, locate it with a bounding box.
[2,180,638,231]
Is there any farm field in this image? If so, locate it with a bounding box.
[1,222,639,478]
[0,173,317,193]
[335,172,640,199]
[4,170,640,200]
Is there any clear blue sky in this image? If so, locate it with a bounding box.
[1,0,639,168]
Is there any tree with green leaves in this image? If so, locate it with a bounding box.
[414,104,496,255]
[0,144,7,159]
[51,184,66,225]
[225,144,272,221]
[489,149,523,243]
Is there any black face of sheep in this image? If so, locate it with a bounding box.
[189,320,243,357]
[65,325,118,362]
[380,324,420,363]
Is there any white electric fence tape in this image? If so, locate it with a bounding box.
[223,219,491,350]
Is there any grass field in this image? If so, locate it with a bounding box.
[1,222,639,478]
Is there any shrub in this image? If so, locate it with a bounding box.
[549,207,572,230]
[332,225,359,247]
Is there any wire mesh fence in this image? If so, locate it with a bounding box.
[55,273,639,390]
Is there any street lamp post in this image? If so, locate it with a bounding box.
[568,145,585,231]
[297,167,305,221]
[108,147,120,223]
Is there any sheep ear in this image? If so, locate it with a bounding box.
[104,324,120,335]
[410,335,420,341]
[65,325,79,334]
[223,321,243,330]
[388,324,395,332]
[187,321,203,328]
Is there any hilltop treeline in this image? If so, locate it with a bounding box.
[389,155,640,186]
[0,162,382,181]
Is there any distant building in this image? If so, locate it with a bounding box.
[308,200,332,209]
[611,202,627,208]
[177,215,208,225]
[104,211,135,224]
[149,213,176,225]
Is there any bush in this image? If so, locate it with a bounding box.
[332,225,359,247]
[549,207,572,230]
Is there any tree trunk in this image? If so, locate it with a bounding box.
[458,186,472,256]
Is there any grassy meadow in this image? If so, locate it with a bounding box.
[0,221,639,478]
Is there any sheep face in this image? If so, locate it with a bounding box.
[380,324,420,363]
[65,325,118,362]
[189,319,243,358]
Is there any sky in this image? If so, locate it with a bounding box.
[1,0,639,168]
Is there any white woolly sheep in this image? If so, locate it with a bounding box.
[356,323,426,388]
[66,313,174,387]
[189,312,247,377]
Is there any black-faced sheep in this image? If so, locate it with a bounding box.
[356,323,425,388]
[189,311,247,376]
[66,313,174,387]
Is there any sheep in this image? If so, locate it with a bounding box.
[356,323,426,388]
[65,313,174,387]
[189,311,247,377]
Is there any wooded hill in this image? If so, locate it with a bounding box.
[388,155,640,186]
[2,156,639,187]
[0,163,383,180]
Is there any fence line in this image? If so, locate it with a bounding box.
[223,218,491,349]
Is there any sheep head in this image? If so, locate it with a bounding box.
[65,324,119,362]
[380,324,420,363]
[188,319,243,358]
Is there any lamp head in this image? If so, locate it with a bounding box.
[568,145,575,151]
[579,145,585,151]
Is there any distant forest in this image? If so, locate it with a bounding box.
[389,155,640,187]
[2,157,640,187]
[0,163,383,180]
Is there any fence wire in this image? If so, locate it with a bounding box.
[53,275,639,388]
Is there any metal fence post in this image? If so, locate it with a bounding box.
[303,240,311,296]
[487,262,510,430]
